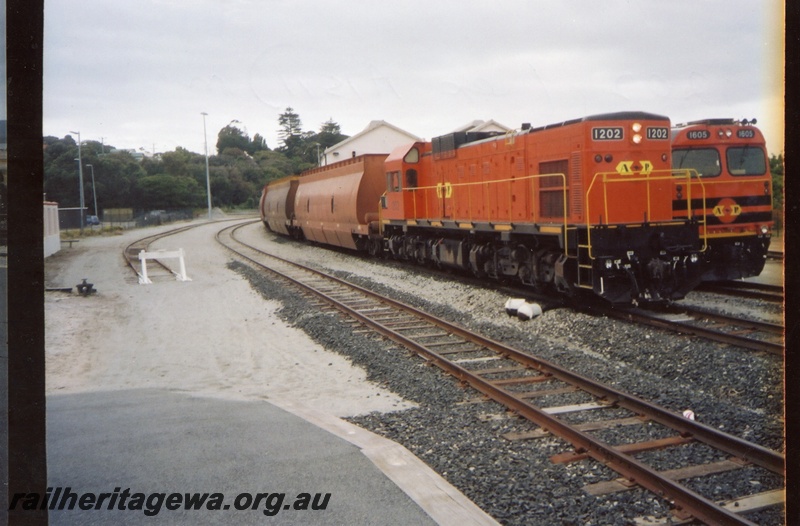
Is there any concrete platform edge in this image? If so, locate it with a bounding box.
[269,397,500,526]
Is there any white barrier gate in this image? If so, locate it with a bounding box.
[138,249,191,284]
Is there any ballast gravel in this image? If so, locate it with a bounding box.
[233,225,785,526]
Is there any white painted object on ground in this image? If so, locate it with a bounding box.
[516,302,543,321]
[138,248,191,284]
[504,298,526,316]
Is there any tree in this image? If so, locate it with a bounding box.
[216,122,250,154]
[277,107,304,157]
[42,122,302,211]
[43,135,146,209]
[134,174,205,209]
[217,122,269,156]
[91,151,147,209]
[317,118,347,149]
[303,119,349,165]
[254,150,295,182]
[161,147,195,177]
[248,133,269,155]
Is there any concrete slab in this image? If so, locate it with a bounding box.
[43,389,498,525]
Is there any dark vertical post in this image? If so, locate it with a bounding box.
[784,7,799,524]
[5,0,48,524]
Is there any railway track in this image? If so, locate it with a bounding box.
[122,223,200,282]
[122,219,247,282]
[217,221,784,526]
[594,304,784,356]
[695,281,783,304]
[348,245,784,355]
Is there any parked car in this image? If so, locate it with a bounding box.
[86,215,101,225]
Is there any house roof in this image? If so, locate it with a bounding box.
[450,119,512,133]
[324,120,422,154]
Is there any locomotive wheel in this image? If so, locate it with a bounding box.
[367,239,382,257]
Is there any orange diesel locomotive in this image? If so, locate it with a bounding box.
[671,119,773,281]
[262,112,705,304]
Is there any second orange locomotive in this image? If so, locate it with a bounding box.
[671,118,773,281]
[262,111,706,304]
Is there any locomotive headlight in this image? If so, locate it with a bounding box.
[760,225,769,234]
[632,134,642,144]
[632,122,642,132]
[718,129,724,137]
[725,129,732,137]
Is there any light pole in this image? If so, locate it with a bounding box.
[70,130,85,234]
[201,112,212,220]
[86,163,98,220]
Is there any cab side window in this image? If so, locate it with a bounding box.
[406,169,417,188]
[386,171,401,192]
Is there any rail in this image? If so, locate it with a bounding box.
[218,222,784,525]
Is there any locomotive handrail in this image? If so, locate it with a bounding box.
[583,168,708,260]
[381,173,569,256]
[378,192,385,235]
[385,172,569,248]
[672,168,709,252]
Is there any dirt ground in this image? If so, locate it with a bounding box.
[44,219,415,416]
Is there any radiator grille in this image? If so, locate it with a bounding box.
[539,159,568,218]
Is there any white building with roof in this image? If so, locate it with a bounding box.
[450,119,512,134]
[322,120,421,166]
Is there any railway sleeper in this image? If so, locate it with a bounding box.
[551,435,694,464]
[585,457,749,496]
[634,489,784,525]
[502,415,648,441]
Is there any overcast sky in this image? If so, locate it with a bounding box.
[42,0,785,156]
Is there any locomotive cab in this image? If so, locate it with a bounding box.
[381,142,431,221]
[671,119,773,281]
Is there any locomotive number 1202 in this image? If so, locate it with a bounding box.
[592,127,623,140]
[646,127,669,140]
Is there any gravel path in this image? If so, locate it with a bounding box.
[44,219,414,415]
